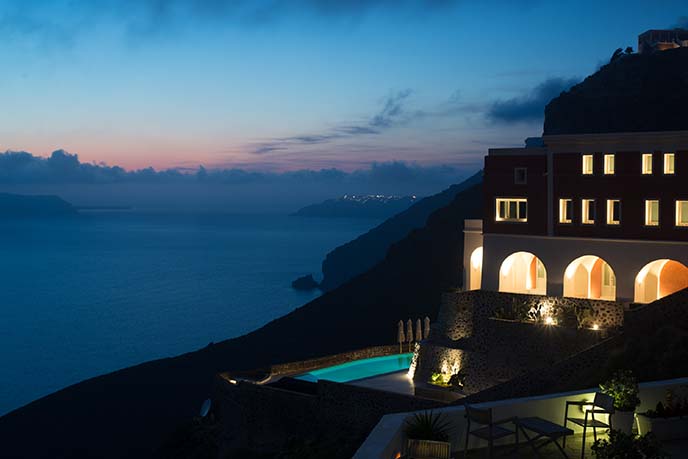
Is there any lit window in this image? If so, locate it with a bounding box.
[604,154,615,174]
[582,199,595,224]
[495,198,527,222]
[514,168,527,185]
[642,154,653,174]
[582,154,593,175]
[603,264,616,288]
[645,200,659,226]
[606,199,621,225]
[559,198,573,223]
[677,201,688,227]
[664,153,675,174]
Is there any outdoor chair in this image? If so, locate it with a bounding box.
[563,392,615,459]
[463,405,518,458]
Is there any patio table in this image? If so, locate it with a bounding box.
[516,416,574,458]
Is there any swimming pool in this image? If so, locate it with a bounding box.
[295,353,413,383]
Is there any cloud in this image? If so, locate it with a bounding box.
[0,0,463,46]
[0,149,465,189]
[251,89,418,154]
[486,77,579,124]
[370,89,416,128]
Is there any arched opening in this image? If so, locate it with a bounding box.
[564,255,616,301]
[635,259,688,303]
[468,247,483,290]
[499,251,546,295]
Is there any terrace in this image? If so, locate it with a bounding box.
[354,377,688,459]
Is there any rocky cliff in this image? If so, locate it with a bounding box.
[544,47,688,135]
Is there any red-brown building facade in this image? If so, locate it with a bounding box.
[464,130,688,304]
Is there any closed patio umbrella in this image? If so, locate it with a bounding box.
[397,320,405,354]
[415,318,423,342]
[424,316,431,339]
[406,319,413,352]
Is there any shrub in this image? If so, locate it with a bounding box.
[591,430,668,459]
[403,411,452,442]
[645,389,688,418]
[600,370,641,411]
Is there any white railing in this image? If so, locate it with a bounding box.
[353,376,688,459]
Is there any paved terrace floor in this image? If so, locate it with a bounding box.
[452,433,688,458]
[350,370,415,395]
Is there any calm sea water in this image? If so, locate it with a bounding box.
[0,212,378,415]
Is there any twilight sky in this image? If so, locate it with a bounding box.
[0,1,685,175]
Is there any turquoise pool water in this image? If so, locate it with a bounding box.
[295,353,413,383]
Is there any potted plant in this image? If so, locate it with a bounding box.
[636,389,688,441]
[600,370,641,434]
[591,430,668,459]
[404,411,452,459]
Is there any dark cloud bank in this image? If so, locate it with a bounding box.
[487,77,579,124]
[0,150,471,213]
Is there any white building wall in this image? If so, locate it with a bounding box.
[481,233,688,302]
[462,220,484,290]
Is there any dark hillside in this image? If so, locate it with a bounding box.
[545,47,688,135]
[0,193,76,216]
[0,184,483,459]
[320,171,482,291]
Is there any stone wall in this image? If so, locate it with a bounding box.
[414,290,623,394]
[624,288,688,335]
[463,334,625,403]
[214,373,440,456]
[419,289,688,403]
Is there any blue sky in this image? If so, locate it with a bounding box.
[0,0,685,173]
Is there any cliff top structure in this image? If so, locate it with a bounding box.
[638,28,688,54]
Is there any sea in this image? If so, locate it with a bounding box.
[0,211,379,416]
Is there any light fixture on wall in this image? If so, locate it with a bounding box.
[592,323,600,331]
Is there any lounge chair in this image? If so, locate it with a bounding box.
[563,392,614,459]
[463,405,518,458]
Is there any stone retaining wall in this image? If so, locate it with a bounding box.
[624,288,688,335]
[463,334,625,403]
[415,290,623,394]
[215,373,440,456]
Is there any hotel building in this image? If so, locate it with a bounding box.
[464,130,688,303]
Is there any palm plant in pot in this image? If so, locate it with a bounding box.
[600,370,641,434]
[404,411,453,459]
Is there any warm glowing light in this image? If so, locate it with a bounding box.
[592,323,600,331]
[664,153,675,174]
[604,154,615,174]
[407,343,419,378]
[636,265,650,284]
[470,247,483,270]
[565,264,576,280]
[545,316,554,325]
[642,154,653,174]
[500,256,514,276]
[582,154,593,175]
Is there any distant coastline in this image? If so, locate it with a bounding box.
[292,194,417,219]
[0,193,77,217]
[75,205,133,211]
